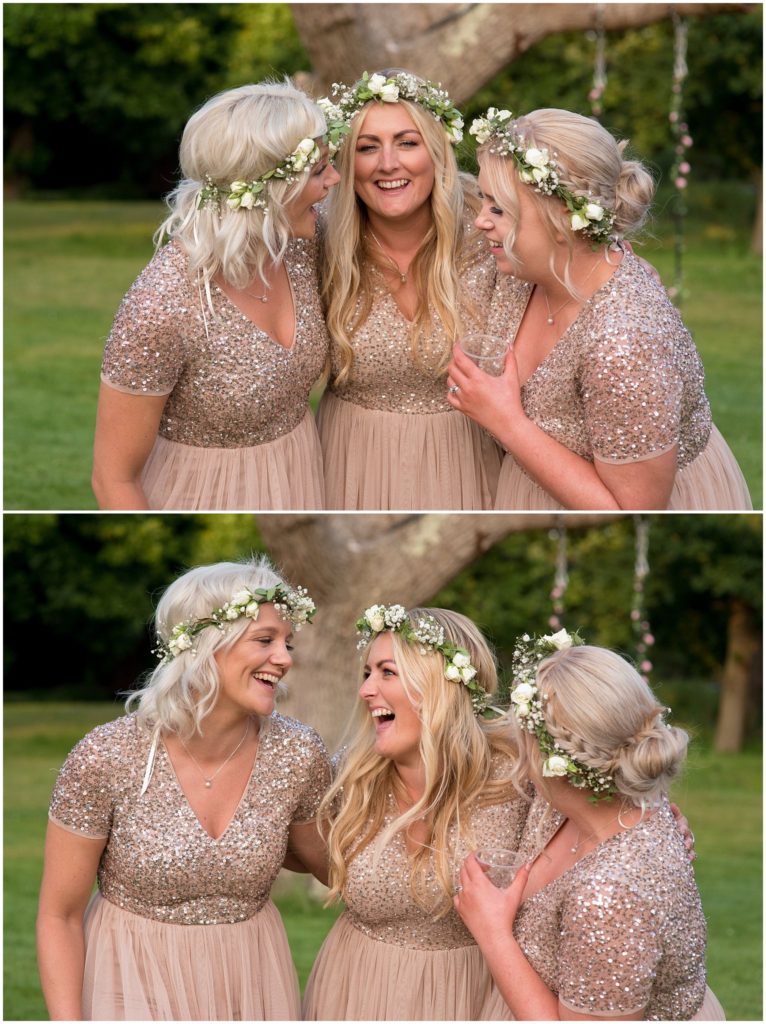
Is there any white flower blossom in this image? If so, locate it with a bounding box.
[542,628,574,650]
[585,203,605,221]
[225,606,240,620]
[296,137,316,156]
[542,755,570,777]
[232,590,253,607]
[226,196,242,209]
[571,212,589,231]
[380,83,399,103]
[170,632,193,652]
[445,664,461,681]
[524,148,549,168]
[365,606,386,633]
[511,682,536,704]
[245,602,260,619]
[452,652,471,669]
[515,702,530,718]
[460,666,477,683]
[367,73,387,94]
[230,180,248,192]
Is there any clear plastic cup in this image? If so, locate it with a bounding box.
[475,847,526,888]
[458,333,510,376]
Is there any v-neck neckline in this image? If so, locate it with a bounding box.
[213,250,299,351]
[514,253,628,390]
[161,725,266,842]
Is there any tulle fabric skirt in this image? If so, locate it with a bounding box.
[141,410,325,510]
[302,912,514,1021]
[494,425,752,510]
[694,986,727,1019]
[82,893,300,1021]
[317,391,502,510]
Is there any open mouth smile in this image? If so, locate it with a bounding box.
[376,179,410,192]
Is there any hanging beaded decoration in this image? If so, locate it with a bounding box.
[548,524,569,631]
[588,4,607,118]
[631,516,655,684]
[668,14,692,305]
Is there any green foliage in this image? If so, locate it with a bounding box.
[3,515,263,698]
[5,703,760,1020]
[461,10,762,182]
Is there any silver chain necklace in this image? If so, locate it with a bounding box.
[180,718,251,788]
[368,229,409,284]
[540,254,603,325]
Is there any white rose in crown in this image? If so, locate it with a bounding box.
[452,652,471,669]
[571,212,589,231]
[519,168,535,184]
[524,148,549,168]
[232,590,253,607]
[230,181,248,192]
[449,125,463,144]
[542,755,570,777]
[515,702,530,718]
[225,606,240,620]
[511,683,536,704]
[245,602,260,618]
[367,73,387,94]
[496,109,512,122]
[239,192,254,209]
[171,632,193,652]
[542,628,574,650]
[445,664,462,681]
[365,606,386,633]
[531,166,549,183]
[227,196,242,209]
[460,666,477,683]
[297,138,316,156]
[585,203,604,221]
[291,155,306,171]
[380,83,399,103]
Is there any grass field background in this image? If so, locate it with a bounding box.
[4,701,762,1020]
[4,182,762,509]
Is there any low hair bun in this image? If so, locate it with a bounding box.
[613,720,689,805]
[613,149,655,237]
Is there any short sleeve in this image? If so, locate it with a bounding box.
[557,870,662,1017]
[100,242,188,396]
[581,329,682,464]
[292,727,331,822]
[48,730,115,839]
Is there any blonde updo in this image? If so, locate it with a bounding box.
[155,81,326,290]
[513,645,688,809]
[479,108,654,296]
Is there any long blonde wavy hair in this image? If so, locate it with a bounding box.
[321,79,484,385]
[321,608,517,917]
[154,81,326,291]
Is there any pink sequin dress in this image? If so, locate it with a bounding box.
[490,254,751,510]
[317,230,508,510]
[48,713,330,1021]
[303,755,527,1021]
[515,793,725,1020]
[101,240,328,510]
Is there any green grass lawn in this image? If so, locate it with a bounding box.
[4,185,762,509]
[5,702,762,1020]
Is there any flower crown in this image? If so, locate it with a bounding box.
[198,137,323,214]
[355,604,498,718]
[319,71,465,150]
[510,629,617,800]
[469,108,617,245]
[155,583,316,664]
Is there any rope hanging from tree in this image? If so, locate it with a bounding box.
[631,515,655,684]
[548,523,569,631]
[668,14,693,305]
[588,4,607,119]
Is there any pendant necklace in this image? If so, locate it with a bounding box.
[569,810,623,855]
[368,229,408,284]
[180,718,251,788]
[541,253,604,325]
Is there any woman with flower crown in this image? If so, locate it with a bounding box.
[315,71,510,509]
[454,638,724,1020]
[92,81,340,511]
[446,107,751,510]
[302,604,525,1019]
[37,557,329,1020]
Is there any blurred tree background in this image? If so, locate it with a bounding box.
[4,512,761,748]
[4,4,761,198]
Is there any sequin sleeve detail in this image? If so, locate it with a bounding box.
[291,724,331,822]
[101,242,187,397]
[581,327,682,464]
[556,870,661,1016]
[48,722,120,838]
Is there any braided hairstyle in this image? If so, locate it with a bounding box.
[517,645,688,808]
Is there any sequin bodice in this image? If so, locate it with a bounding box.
[342,758,528,950]
[327,233,517,415]
[101,240,328,447]
[49,714,330,925]
[490,254,712,466]
[514,795,707,1020]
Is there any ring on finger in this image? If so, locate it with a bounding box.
[448,384,460,395]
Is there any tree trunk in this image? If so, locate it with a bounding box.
[290,3,752,101]
[257,512,618,748]
[714,597,761,753]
